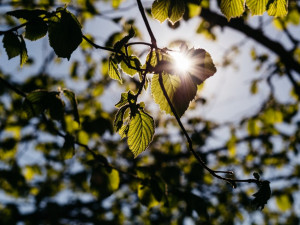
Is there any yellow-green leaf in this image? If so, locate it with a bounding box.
[267,0,288,17]
[220,0,245,20]
[151,73,181,116]
[120,56,141,77]
[128,110,154,158]
[276,195,291,211]
[246,0,268,15]
[108,55,122,83]
[152,0,170,23]
[152,0,185,24]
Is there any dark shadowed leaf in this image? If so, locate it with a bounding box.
[25,18,48,41]
[252,180,271,210]
[6,9,47,20]
[2,32,21,59]
[48,9,82,59]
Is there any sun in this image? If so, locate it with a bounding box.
[169,51,192,75]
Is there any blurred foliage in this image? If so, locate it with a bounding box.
[0,0,300,224]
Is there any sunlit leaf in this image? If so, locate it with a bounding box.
[267,0,288,17]
[108,54,122,83]
[114,105,129,132]
[246,0,268,15]
[19,35,28,67]
[151,72,181,116]
[151,47,216,117]
[25,18,48,41]
[120,56,141,77]
[152,0,185,24]
[128,109,154,158]
[48,9,82,60]
[220,0,245,20]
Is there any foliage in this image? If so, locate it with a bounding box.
[0,0,300,224]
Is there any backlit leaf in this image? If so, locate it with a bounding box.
[151,73,181,116]
[246,0,268,15]
[152,0,185,24]
[108,54,122,83]
[267,0,288,17]
[120,56,141,77]
[48,9,82,59]
[114,105,129,132]
[128,109,154,158]
[19,35,28,67]
[151,47,216,117]
[220,0,245,20]
[25,18,48,41]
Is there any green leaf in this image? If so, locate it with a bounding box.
[220,0,245,20]
[114,105,129,132]
[267,0,288,17]
[246,0,268,15]
[48,9,82,60]
[119,123,129,139]
[19,35,28,67]
[120,56,141,76]
[25,18,48,41]
[127,109,154,158]
[2,32,21,59]
[168,0,186,24]
[63,89,80,125]
[108,54,122,83]
[152,0,170,23]
[115,92,131,108]
[151,72,181,116]
[6,9,47,20]
[151,47,216,117]
[152,0,185,24]
[276,195,291,211]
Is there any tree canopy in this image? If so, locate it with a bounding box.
[0,0,299,224]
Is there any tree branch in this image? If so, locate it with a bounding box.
[200,8,300,75]
[136,0,157,48]
[157,72,260,187]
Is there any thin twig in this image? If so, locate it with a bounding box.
[157,72,260,187]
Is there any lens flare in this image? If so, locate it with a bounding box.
[169,51,191,75]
